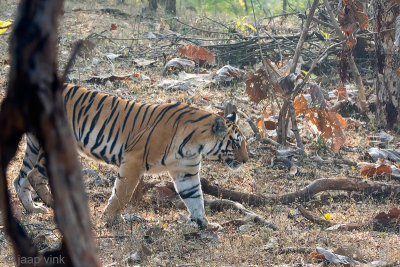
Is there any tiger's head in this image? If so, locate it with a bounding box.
[205,112,249,169]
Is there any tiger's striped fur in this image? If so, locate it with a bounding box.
[14,84,248,228]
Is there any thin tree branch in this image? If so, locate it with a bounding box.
[290,0,320,73]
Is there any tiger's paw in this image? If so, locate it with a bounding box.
[187,217,208,230]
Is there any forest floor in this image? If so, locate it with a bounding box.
[0,1,399,266]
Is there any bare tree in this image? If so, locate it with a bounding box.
[0,0,100,266]
[149,0,158,12]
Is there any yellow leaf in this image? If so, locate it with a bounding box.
[301,70,317,79]
[394,163,399,168]
[91,164,98,170]
[320,29,331,40]
[243,22,256,32]
[351,166,356,170]
[0,20,12,35]
[320,213,332,220]
[162,223,167,229]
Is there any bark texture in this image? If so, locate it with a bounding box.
[373,0,400,129]
[0,0,100,266]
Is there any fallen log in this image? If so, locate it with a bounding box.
[199,177,400,206]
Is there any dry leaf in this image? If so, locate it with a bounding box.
[110,23,117,31]
[309,251,326,259]
[376,164,392,175]
[245,59,285,103]
[214,65,245,83]
[245,69,270,103]
[338,0,368,48]
[293,95,309,116]
[163,58,195,74]
[373,207,400,231]
[308,83,326,108]
[178,43,215,65]
[360,165,376,177]
[297,104,347,152]
[256,118,267,138]
[336,87,348,101]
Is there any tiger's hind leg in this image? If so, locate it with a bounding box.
[169,170,208,229]
[103,159,143,223]
[27,148,54,207]
[13,134,48,213]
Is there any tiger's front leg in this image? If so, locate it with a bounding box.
[103,159,143,222]
[169,170,208,229]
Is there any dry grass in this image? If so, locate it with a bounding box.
[0,1,399,266]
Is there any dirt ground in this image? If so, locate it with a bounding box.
[0,0,399,266]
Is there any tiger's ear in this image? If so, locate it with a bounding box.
[226,112,238,123]
[212,117,227,137]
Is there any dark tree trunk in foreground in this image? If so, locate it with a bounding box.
[373,0,400,129]
[165,0,176,15]
[0,0,100,266]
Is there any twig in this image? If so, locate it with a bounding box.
[262,12,299,20]
[276,247,314,254]
[290,0,320,73]
[312,155,357,167]
[289,101,305,152]
[204,199,277,230]
[312,16,333,28]
[250,0,265,64]
[297,205,334,226]
[292,40,346,96]
[61,41,84,84]
[174,17,241,36]
[297,205,366,230]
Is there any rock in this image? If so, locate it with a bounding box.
[125,251,141,265]
[105,80,113,89]
[122,214,145,223]
[238,224,251,232]
[263,238,277,252]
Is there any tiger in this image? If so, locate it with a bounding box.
[14,84,249,229]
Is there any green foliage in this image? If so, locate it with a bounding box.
[316,136,328,155]
[178,0,310,16]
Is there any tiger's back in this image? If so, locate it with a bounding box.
[15,84,248,229]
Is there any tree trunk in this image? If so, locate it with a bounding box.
[373,0,400,129]
[149,0,157,12]
[283,0,287,14]
[165,0,176,15]
[0,0,100,266]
